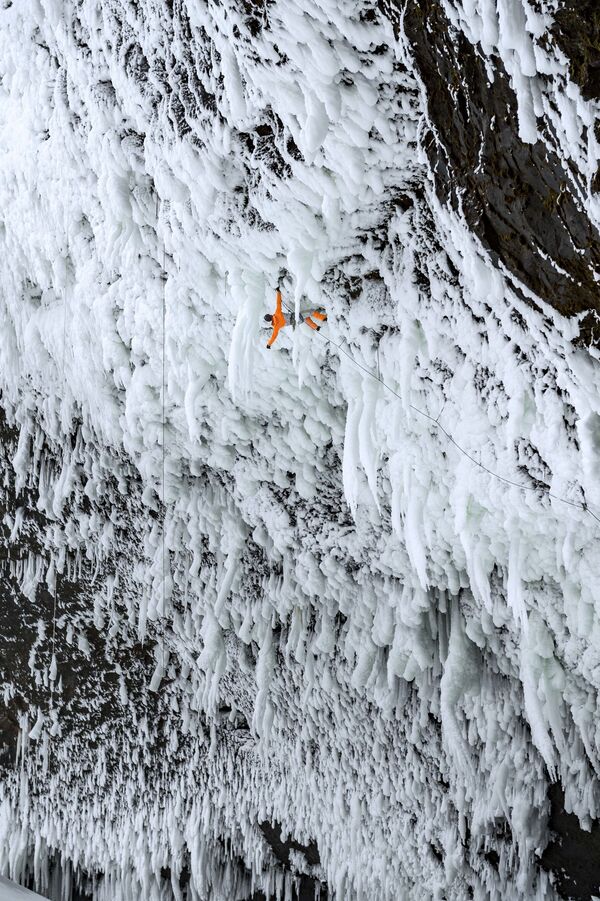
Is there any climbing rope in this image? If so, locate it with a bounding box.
[49,583,57,714]
[281,300,600,527]
[50,236,71,714]
[160,198,167,676]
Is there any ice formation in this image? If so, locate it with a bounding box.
[0,0,599,898]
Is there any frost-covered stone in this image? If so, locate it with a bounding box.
[0,1,598,899]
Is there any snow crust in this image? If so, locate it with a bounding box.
[0,0,598,899]
[0,877,46,901]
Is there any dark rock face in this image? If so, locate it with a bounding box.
[386,0,600,325]
[551,3,600,102]
[550,2,600,208]
[259,821,321,869]
[0,410,160,756]
[541,783,600,901]
[258,821,326,899]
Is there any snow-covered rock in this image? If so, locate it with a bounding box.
[0,0,598,899]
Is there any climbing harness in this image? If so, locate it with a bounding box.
[266,290,327,347]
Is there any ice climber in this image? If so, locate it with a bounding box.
[264,288,327,348]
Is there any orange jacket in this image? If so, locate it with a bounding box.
[267,290,287,347]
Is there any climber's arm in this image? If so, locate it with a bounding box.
[267,323,281,348]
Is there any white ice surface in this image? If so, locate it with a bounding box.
[0,0,597,899]
[0,877,46,900]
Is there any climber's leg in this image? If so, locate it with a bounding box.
[312,310,327,322]
[304,316,320,331]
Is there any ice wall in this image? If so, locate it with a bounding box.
[0,0,598,898]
